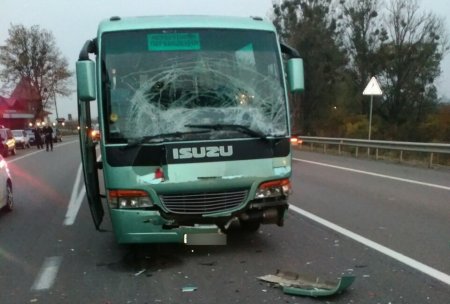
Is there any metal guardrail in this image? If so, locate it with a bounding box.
[296,136,450,167]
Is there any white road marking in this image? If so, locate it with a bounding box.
[293,158,450,191]
[289,204,450,286]
[63,154,101,225]
[6,140,78,164]
[63,164,85,225]
[292,157,450,284]
[31,256,62,291]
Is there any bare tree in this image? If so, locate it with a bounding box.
[272,0,347,135]
[338,0,387,114]
[378,0,449,139]
[0,24,72,120]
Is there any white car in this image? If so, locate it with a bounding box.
[0,155,13,212]
[12,129,31,149]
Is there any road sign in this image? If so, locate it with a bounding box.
[363,76,383,142]
[363,77,383,95]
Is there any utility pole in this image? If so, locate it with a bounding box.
[54,92,59,120]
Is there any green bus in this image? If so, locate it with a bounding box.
[76,15,304,245]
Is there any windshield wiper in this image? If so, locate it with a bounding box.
[185,123,268,140]
[123,130,210,149]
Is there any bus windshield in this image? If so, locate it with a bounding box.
[101,28,287,143]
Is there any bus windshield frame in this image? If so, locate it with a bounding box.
[100,28,288,144]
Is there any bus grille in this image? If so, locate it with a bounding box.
[160,190,248,214]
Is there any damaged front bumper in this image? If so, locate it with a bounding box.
[109,197,288,244]
[110,209,226,245]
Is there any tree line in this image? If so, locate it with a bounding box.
[0,24,71,122]
[0,4,448,142]
[273,0,449,142]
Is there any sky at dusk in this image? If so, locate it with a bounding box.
[1,0,449,120]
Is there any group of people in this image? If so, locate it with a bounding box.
[33,125,54,151]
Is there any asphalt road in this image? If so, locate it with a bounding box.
[0,139,449,303]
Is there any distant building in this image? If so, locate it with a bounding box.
[0,77,51,129]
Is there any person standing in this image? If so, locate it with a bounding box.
[33,127,43,149]
[43,125,53,151]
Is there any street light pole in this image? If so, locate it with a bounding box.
[54,92,59,120]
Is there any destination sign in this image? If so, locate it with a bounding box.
[148,33,200,51]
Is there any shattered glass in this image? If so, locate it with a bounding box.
[102,29,288,142]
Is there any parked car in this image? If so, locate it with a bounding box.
[25,128,42,146]
[25,129,35,145]
[0,154,13,212]
[12,129,31,149]
[0,128,16,157]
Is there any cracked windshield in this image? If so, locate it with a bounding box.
[103,29,287,142]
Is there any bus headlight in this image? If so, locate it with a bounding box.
[108,190,154,209]
[254,179,291,199]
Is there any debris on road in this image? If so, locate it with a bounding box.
[181,285,197,292]
[134,269,146,276]
[258,270,355,297]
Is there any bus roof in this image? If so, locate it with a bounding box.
[98,15,276,34]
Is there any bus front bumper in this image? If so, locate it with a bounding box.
[110,209,226,245]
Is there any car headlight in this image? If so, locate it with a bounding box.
[254,179,291,199]
[108,189,154,209]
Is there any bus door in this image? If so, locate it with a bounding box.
[77,58,104,229]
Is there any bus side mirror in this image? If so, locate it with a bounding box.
[76,60,96,101]
[287,58,304,93]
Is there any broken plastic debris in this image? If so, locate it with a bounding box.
[134,269,146,276]
[258,270,355,298]
[182,285,197,292]
[283,276,355,297]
